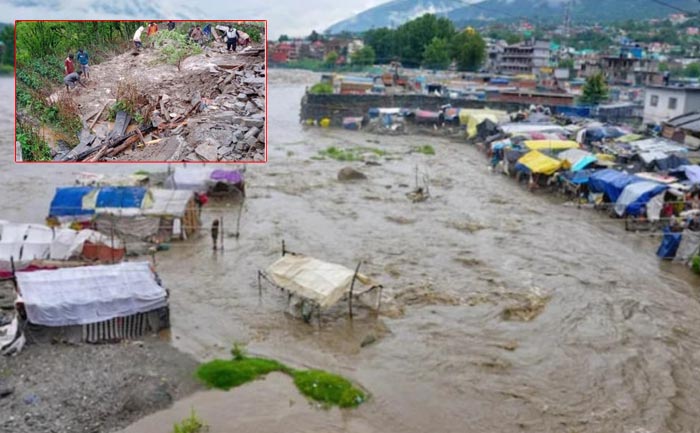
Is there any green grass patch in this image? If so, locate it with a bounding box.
[293,370,366,408]
[319,146,386,161]
[196,344,366,409]
[692,255,700,275]
[0,64,13,75]
[414,145,435,155]
[173,409,208,433]
[17,121,52,161]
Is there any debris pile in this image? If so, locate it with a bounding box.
[56,44,266,162]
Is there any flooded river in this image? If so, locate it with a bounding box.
[3,72,700,433]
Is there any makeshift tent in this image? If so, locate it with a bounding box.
[524,140,579,151]
[629,138,688,154]
[164,166,244,195]
[558,148,597,172]
[458,109,507,139]
[414,110,443,124]
[560,169,597,185]
[515,151,562,175]
[143,189,199,240]
[653,154,690,172]
[49,187,95,220]
[674,165,700,184]
[0,221,122,268]
[264,254,380,310]
[614,181,668,216]
[588,169,643,202]
[16,261,167,327]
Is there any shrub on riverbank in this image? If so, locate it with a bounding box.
[196,345,366,408]
[173,409,208,433]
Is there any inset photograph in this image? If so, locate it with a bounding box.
[15,20,266,163]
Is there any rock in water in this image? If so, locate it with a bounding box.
[337,167,367,182]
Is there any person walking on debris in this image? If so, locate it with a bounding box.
[64,53,75,76]
[76,48,89,79]
[226,26,238,52]
[133,26,145,50]
[167,21,176,31]
[211,218,220,251]
[64,70,86,92]
[147,22,158,36]
[191,26,204,45]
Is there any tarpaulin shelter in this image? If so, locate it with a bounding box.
[560,169,597,185]
[414,110,443,125]
[515,151,562,175]
[588,169,643,202]
[672,165,700,184]
[15,261,169,343]
[652,154,690,172]
[0,221,122,270]
[614,181,668,216]
[48,187,95,223]
[629,137,688,154]
[143,189,200,240]
[524,140,579,151]
[558,148,597,172]
[165,166,245,196]
[675,230,700,263]
[458,109,507,139]
[259,250,382,320]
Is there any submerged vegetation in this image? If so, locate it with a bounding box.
[172,409,208,433]
[318,146,387,161]
[196,344,366,408]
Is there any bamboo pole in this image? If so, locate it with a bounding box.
[348,261,362,318]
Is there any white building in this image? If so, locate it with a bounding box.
[643,86,700,125]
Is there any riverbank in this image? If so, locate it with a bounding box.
[0,338,202,433]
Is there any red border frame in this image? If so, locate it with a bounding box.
[13,19,268,165]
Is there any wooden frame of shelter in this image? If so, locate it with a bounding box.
[257,241,383,325]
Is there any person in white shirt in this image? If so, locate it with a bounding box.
[133,26,145,49]
[225,26,238,52]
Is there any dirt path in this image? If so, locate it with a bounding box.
[54,41,266,162]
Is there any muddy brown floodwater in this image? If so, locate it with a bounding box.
[3,71,700,433]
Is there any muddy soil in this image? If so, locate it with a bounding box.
[4,72,700,433]
[51,41,265,162]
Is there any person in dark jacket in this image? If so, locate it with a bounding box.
[211,219,220,250]
[226,26,238,52]
[167,21,176,31]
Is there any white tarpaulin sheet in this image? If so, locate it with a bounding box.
[629,138,687,154]
[676,231,700,263]
[500,124,566,135]
[144,189,193,217]
[266,255,376,309]
[165,166,215,192]
[0,221,117,264]
[17,261,167,327]
[614,181,665,217]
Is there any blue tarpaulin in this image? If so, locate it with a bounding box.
[614,181,668,216]
[588,169,643,202]
[49,187,95,217]
[95,187,147,209]
[561,169,596,185]
[555,106,592,118]
[657,227,682,259]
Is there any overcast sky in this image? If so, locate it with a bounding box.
[1,0,397,38]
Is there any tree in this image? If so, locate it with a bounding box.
[450,28,486,72]
[278,34,289,42]
[308,30,321,42]
[394,14,455,67]
[364,27,395,64]
[350,46,375,66]
[684,62,700,78]
[0,25,13,66]
[580,73,609,106]
[422,37,450,70]
[324,51,339,66]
